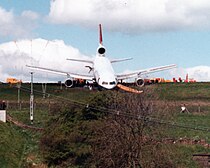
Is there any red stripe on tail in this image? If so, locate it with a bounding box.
[99,24,103,45]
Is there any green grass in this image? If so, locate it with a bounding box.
[0,83,96,104]
[8,109,49,128]
[0,122,27,168]
[0,111,46,168]
[164,112,210,143]
[0,82,210,167]
[19,129,43,167]
[155,82,210,101]
[174,145,210,168]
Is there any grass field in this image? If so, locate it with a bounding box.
[0,122,25,167]
[0,82,210,167]
[156,82,210,101]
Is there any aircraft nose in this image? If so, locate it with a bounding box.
[105,85,116,90]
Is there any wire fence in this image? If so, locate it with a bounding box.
[7,84,210,133]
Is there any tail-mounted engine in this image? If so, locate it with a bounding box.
[136,78,144,87]
[97,46,106,55]
[64,78,74,87]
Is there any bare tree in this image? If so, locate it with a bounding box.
[87,90,175,168]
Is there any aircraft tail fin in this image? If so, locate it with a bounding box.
[99,24,103,45]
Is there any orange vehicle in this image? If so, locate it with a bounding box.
[6,78,22,84]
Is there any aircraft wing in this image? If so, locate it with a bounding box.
[26,65,94,80]
[110,57,133,63]
[116,64,177,80]
[66,58,93,64]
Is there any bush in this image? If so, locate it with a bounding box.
[40,91,178,167]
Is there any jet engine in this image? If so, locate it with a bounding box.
[136,78,144,87]
[97,46,106,55]
[64,78,74,87]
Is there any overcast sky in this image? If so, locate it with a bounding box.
[0,0,210,82]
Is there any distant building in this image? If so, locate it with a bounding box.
[6,78,22,84]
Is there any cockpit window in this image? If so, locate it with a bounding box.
[102,81,108,85]
[110,81,116,85]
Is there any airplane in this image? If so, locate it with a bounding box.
[26,24,176,90]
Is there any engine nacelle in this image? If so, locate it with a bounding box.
[97,46,106,55]
[64,78,74,88]
[136,78,144,87]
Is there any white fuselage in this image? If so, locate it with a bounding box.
[93,54,117,89]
